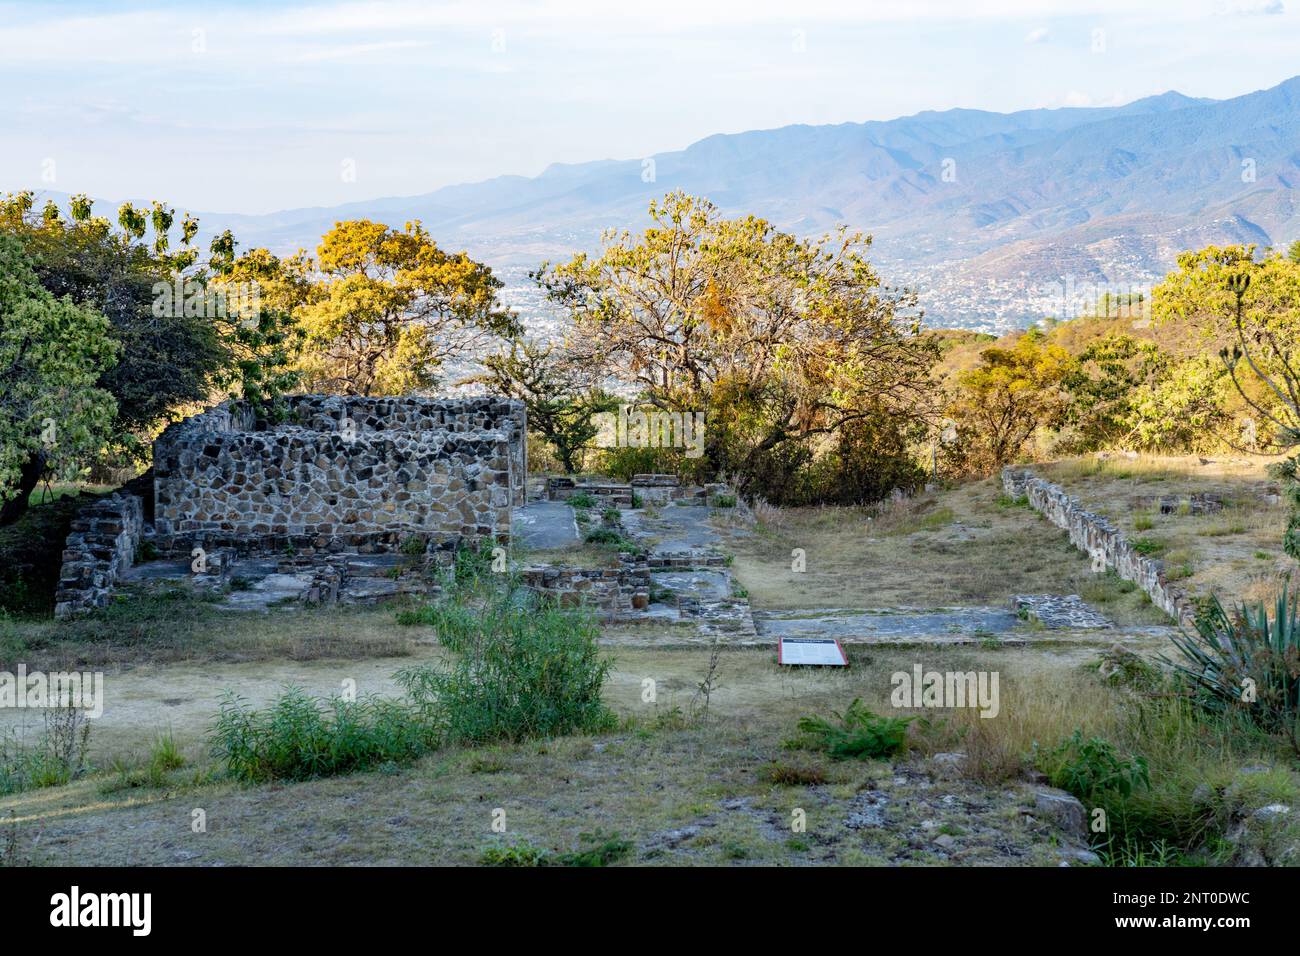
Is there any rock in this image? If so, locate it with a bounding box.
[1252,804,1291,822]
[1032,787,1088,841]
[1059,847,1101,866]
[934,834,957,849]
[1191,783,1215,806]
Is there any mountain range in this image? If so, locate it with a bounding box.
[29,75,1300,331]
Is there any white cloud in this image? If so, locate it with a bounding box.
[1024,26,1050,43]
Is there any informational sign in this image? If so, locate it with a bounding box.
[778,637,848,667]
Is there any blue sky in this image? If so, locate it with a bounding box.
[2,0,1298,213]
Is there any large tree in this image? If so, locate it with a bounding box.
[0,191,301,523]
[0,235,118,522]
[292,220,520,395]
[947,329,1075,472]
[1154,243,1300,557]
[535,192,939,499]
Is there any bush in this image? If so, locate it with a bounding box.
[1043,729,1150,800]
[1163,583,1300,743]
[211,687,436,783]
[788,699,912,760]
[397,592,615,745]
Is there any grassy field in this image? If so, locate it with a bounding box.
[1037,455,1298,605]
[722,476,1169,625]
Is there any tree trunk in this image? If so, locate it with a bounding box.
[0,450,46,526]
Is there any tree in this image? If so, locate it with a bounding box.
[471,338,614,473]
[0,235,118,522]
[947,330,1074,472]
[535,192,939,501]
[292,220,520,395]
[0,191,302,523]
[1154,244,1300,556]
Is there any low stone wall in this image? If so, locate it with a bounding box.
[521,553,650,619]
[1002,467,1194,626]
[54,494,144,619]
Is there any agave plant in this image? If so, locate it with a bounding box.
[1162,580,1300,745]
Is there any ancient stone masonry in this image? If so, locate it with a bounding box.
[1002,467,1195,626]
[54,494,143,619]
[521,552,651,620]
[152,395,526,555]
[54,395,525,616]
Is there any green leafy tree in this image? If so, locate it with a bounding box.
[0,191,301,522]
[1154,244,1300,556]
[471,338,614,473]
[0,235,118,521]
[946,330,1075,472]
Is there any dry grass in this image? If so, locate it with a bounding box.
[0,643,1115,866]
[723,478,1168,624]
[1037,455,1298,605]
[0,588,423,673]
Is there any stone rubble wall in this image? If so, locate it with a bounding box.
[1002,467,1194,626]
[54,493,144,619]
[279,396,526,506]
[151,396,525,554]
[521,552,650,619]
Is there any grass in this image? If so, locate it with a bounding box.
[721,477,1169,623]
[1,586,416,672]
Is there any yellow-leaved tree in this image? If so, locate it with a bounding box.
[292,220,519,395]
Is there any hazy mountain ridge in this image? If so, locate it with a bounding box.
[22,77,1300,331]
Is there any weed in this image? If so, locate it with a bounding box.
[789,699,913,760]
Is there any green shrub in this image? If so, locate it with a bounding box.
[568,492,597,509]
[1043,729,1150,800]
[210,687,436,783]
[397,593,615,745]
[788,699,912,760]
[480,842,548,866]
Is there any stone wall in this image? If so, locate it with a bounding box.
[1002,467,1194,626]
[54,494,143,619]
[521,553,650,619]
[152,396,525,554]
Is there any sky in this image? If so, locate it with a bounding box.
[2,0,1299,214]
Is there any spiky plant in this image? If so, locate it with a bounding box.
[1162,581,1300,748]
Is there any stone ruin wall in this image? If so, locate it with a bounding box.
[1001,467,1195,626]
[151,396,526,554]
[54,494,143,619]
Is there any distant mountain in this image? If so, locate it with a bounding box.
[24,77,1300,331]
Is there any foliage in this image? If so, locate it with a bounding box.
[470,337,616,473]
[0,706,93,795]
[789,699,913,760]
[210,686,435,783]
[1045,729,1151,800]
[1162,583,1300,745]
[536,192,939,503]
[0,234,118,519]
[945,329,1074,473]
[291,219,519,395]
[396,588,615,745]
